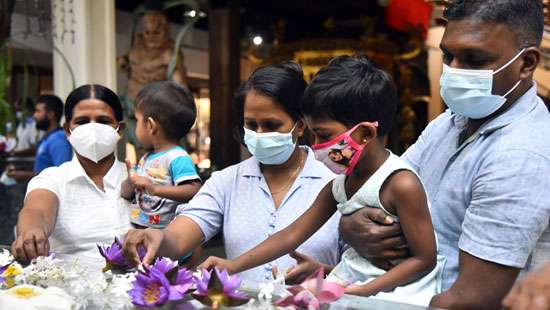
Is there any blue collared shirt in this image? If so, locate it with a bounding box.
[403,84,550,290]
[177,147,344,282]
[34,128,73,173]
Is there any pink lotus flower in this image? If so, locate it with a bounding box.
[192,268,249,309]
[97,237,145,272]
[275,267,344,309]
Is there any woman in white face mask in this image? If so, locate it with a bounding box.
[12,84,133,263]
[123,63,345,284]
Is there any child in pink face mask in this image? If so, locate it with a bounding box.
[200,56,444,306]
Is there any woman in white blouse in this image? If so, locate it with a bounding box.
[11,84,132,262]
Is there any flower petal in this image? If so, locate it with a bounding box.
[316,283,345,303]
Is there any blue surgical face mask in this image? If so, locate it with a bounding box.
[244,124,297,165]
[440,48,525,119]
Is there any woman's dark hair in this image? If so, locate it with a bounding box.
[233,62,307,142]
[65,84,123,122]
[135,81,197,141]
[302,55,398,137]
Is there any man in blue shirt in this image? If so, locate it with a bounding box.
[339,1,550,309]
[7,95,72,181]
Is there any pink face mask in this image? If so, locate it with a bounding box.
[312,122,377,175]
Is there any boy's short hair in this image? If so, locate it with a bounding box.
[301,55,398,136]
[135,81,197,141]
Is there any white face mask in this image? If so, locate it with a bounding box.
[440,48,525,119]
[69,122,120,163]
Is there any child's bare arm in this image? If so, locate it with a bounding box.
[199,181,338,273]
[346,171,436,296]
[150,179,202,202]
[121,160,136,200]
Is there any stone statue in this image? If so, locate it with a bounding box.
[119,11,187,100]
[118,11,187,145]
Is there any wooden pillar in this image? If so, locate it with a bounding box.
[208,2,241,169]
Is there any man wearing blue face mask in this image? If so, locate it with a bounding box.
[339,1,550,309]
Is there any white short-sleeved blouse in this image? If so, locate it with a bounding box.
[25,157,133,259]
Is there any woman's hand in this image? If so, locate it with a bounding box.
[502,263,550,310]
[338,207,408,270]
[198,256,237,274]
[11,228,49,263]
[122,228,164,266]
[272,251,323,285]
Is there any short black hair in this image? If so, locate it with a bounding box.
[444,0,544,48]
[135,81,197,141]
[302,55,398,137]
[65,84,123,122]
[37,94,64,123]
[233,62,307,141]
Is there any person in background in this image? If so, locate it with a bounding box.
[12,84,132,262]
[338,1,550,309]
[6,95,72,181]
[11,97,43,156]
[120,81,202,266]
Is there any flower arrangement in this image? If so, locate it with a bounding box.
[0,242,346,309]
[0,251,136,309]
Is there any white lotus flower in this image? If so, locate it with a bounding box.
[0,284,75,310]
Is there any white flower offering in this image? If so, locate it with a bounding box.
[0,284,75,310]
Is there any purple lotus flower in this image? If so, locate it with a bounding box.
[171,268,194,299]
[152,257,178,274]
[192,268,249,309]
[128,268,171,307]
[128,257,195,307]
[97,237,145,272]
[193,269,212,295]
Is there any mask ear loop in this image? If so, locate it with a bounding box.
[493,49,526,98]
[493,48,526,75]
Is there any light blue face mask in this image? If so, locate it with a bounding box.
[244,124,297,165]
[440,49,525,119]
